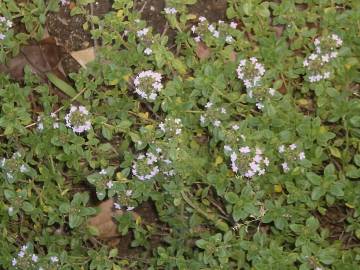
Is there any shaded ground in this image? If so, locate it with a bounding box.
[46,5,92,74]
[135,0,166,34]
[189,0,227,22]
[4,0,359,258]
[135,0,228,47]
[315,205,360,249]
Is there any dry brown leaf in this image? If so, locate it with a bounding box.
[88,199,140,240]
[196,42,211,60]
[272,25,284,39]
[88,199,123,239]
[0,41,65,81]
[229,50,237,62]
[70,47,96,68]
[278,81,287,95]
[69,2,76,10]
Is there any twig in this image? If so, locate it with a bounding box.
[161,21,169,38]
[180,191,213,220]
[207,197,230,220]
[127,111,156,123]
[139,1,147,13]
[89,3,98,49]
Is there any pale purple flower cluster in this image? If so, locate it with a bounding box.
[144,47,153,55]
[132,148,175,181]
[191,17,236,44]
[12,244,38,267]
[303,34,343,83]
[0,152,28,183]
[164,7,177,15]
[11,244,57,269]
[158,117,183,136]
[36,113,60,131]
[132,152,160,181]
[114,190,135,211]
[65,106,91,133]
[158,148,176,177]
[133,70,163,101]
[230,147,270,178]
[60,0,70,6]
[223,124,246,153]
[236,57,266,89]
[0,16,13,40]
[199,102,228,128]
[137,27,149,38]
[162,158,175,177]
[247,86,276,111]
[278,144,305,172]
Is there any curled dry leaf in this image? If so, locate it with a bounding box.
[278,81,287,94]
[87,199,124,240]
[0,38,65,81]
[196,42,211,60]
[272,25,285,39]
[229,50,237,62]
[70,47,96,69]
[87,199,139,240]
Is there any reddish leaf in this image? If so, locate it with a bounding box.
[196,42,211,60]
[272,25,284,39]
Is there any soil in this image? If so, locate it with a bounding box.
[47,7,91,51]
[134,0,228,47]
[46,6,91,74]
[89,200,164,258]
[314,205,360,249]
[134,0,166,35]
[9,0,359,261]
[188,0,228,22]
[117,200,164,255]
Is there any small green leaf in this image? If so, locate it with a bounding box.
[329,146,341,159]
[109,248,118,258]
[311,186,324,200]
[345,165,360,179]
[69,214,83,228]
[225,192,238,204]
[59,203,70,213]
[318,248,337,265]
[330,183,344,197]
[306,216,319,231]
[195,239,207,249]
[46,73,85,104]
[354,154,360,167]
[306,172,322,185]
[243,3,253,16]
[22,202,34,213]
[87,225,100,236]
[349,116,360,127]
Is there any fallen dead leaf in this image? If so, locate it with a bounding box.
[278,81,287,94]
[196,42,211,60]
[0,39,65,81]
[70,47,96,68]
[272,25,284,39]
[88,199,139,240]
[88,199,123,240]
[69,2,76,10]
[229,50,237,62]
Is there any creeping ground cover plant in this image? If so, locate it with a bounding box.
[0,0,360,269]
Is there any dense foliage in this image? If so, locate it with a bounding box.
[0,0,360,269]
